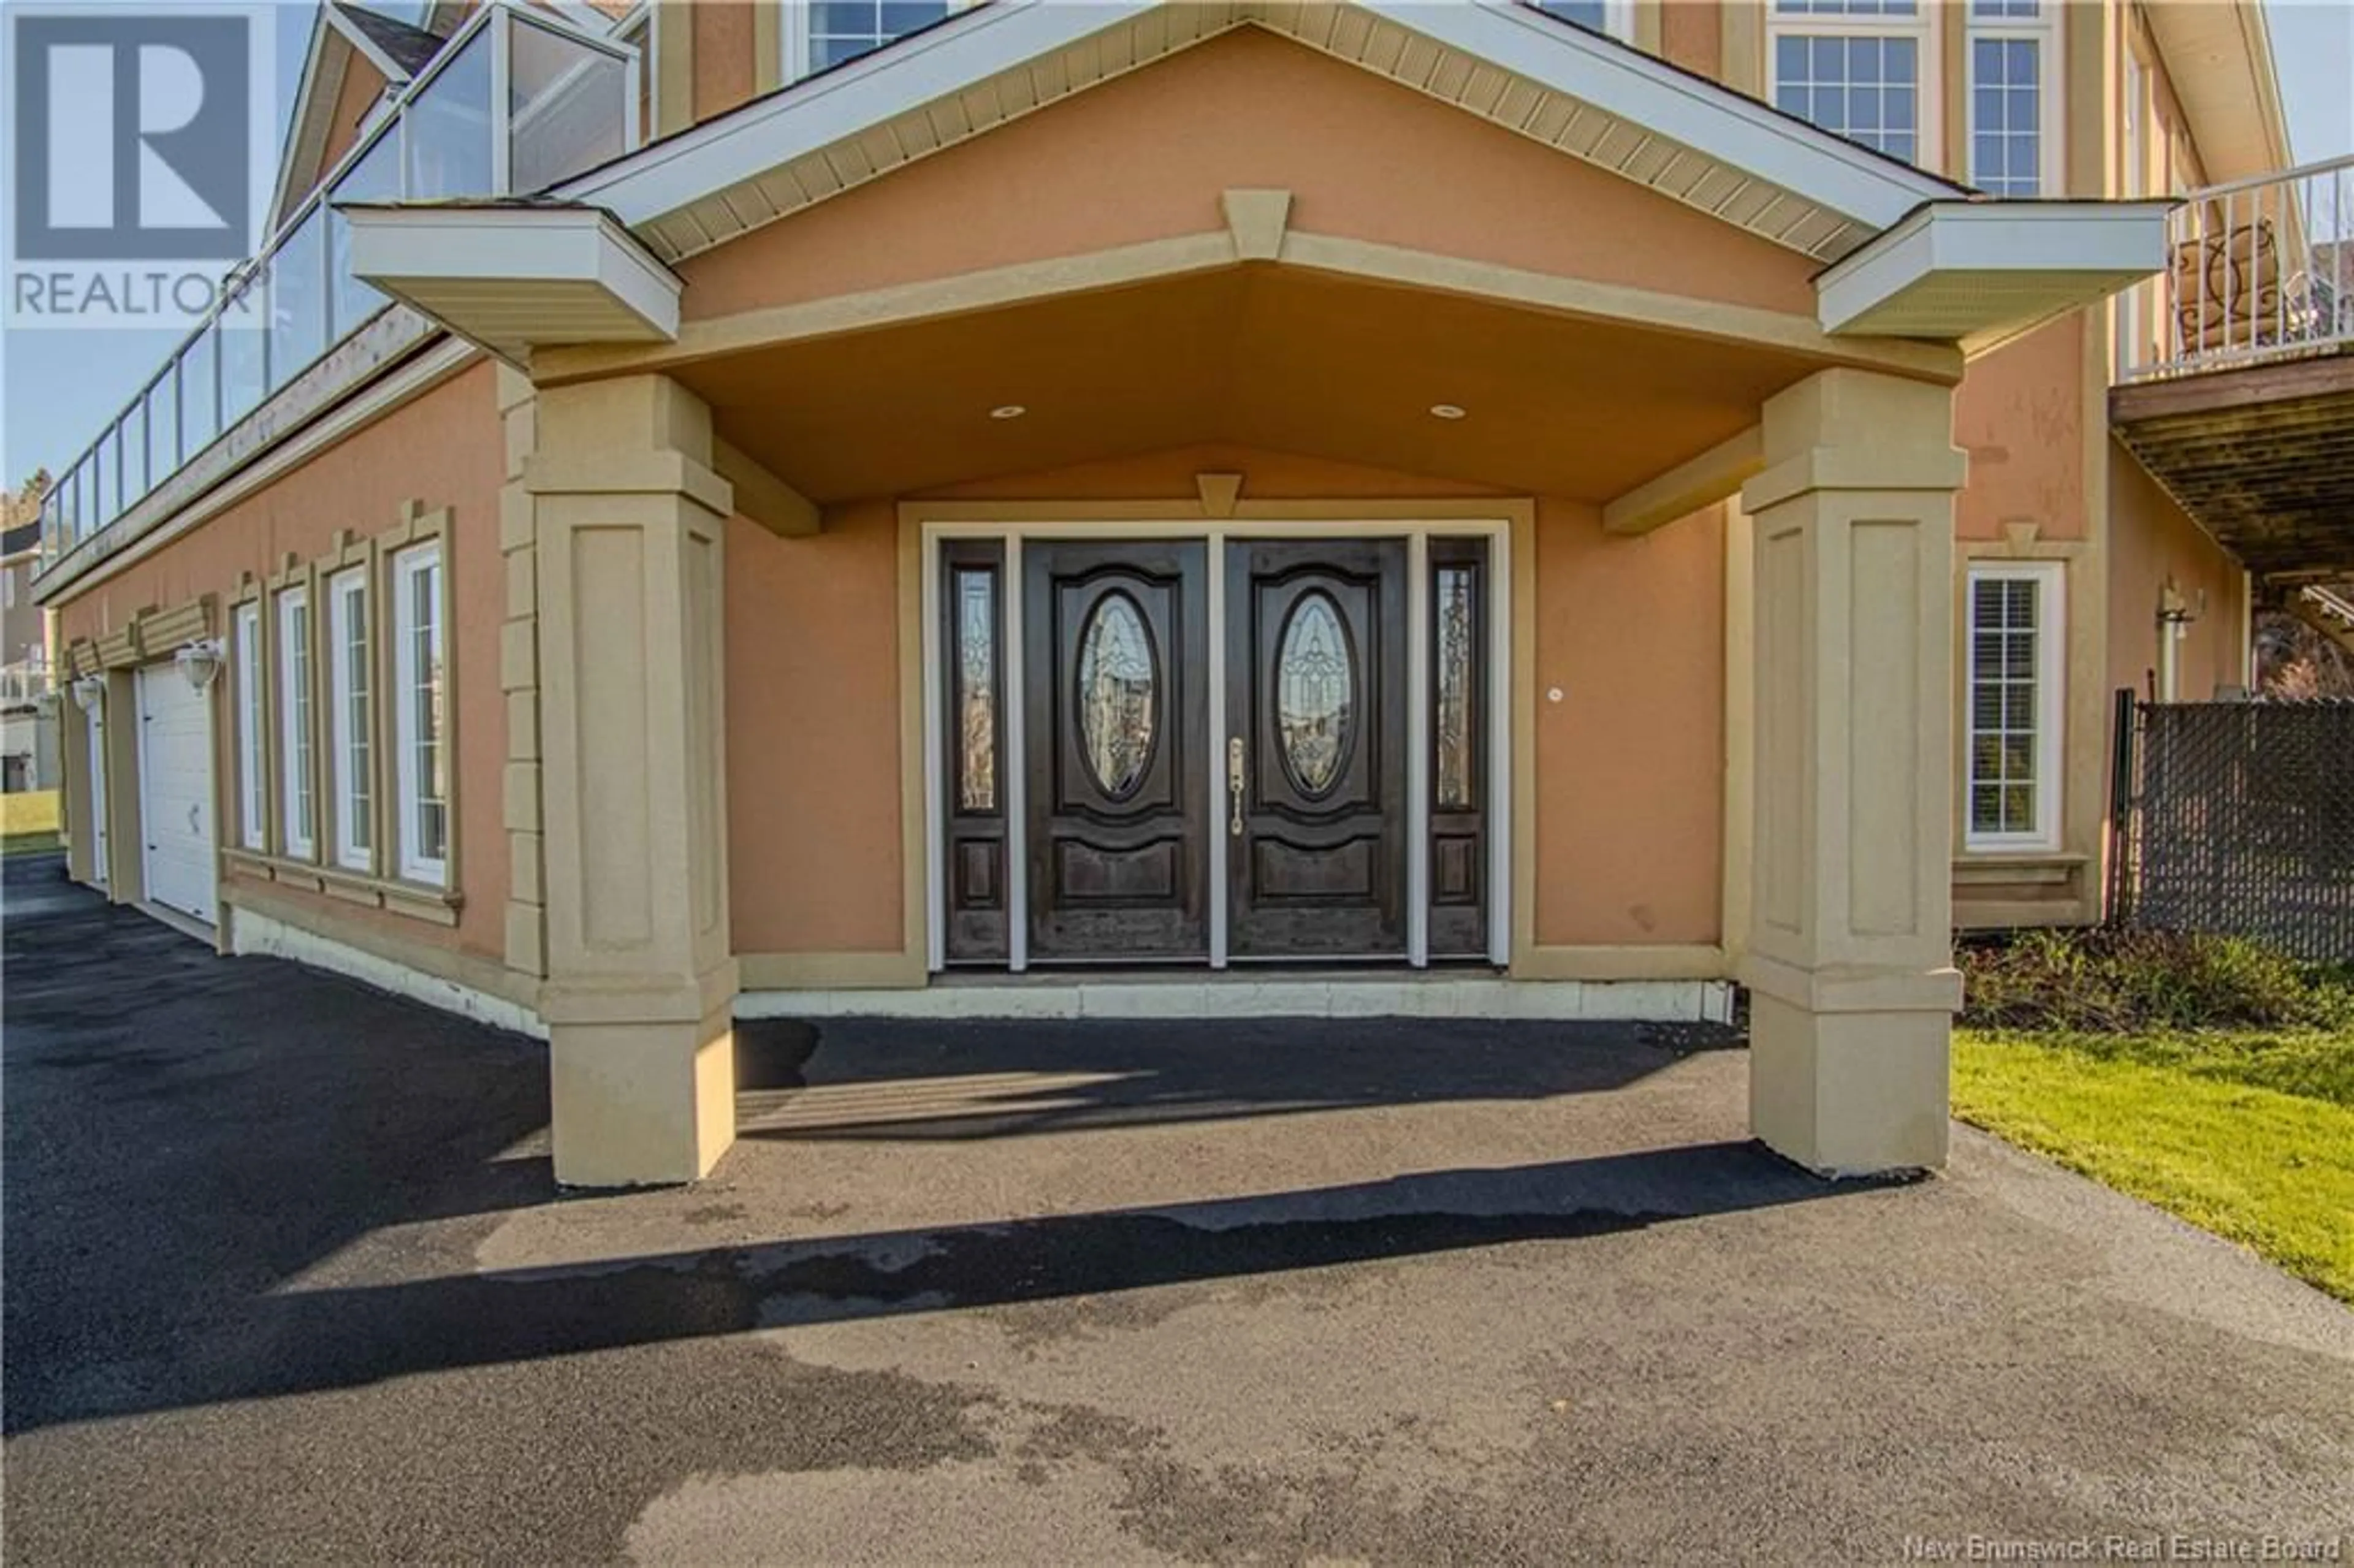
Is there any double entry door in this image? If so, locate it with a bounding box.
[938,533,1494,967]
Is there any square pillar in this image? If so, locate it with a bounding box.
[525,375,737,1186]
[1739,369,1967,1175]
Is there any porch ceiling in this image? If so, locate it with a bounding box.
[677,267,1824,504]
[2111,351,2354,583]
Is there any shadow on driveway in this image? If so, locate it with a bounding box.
[4,853,1862,1436]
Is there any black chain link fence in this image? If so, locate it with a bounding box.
[2109,693,2354,962]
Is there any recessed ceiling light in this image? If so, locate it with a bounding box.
[1429,403,1467,421]
[989,404,1027,420]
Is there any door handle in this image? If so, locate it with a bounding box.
[1227,736,1246,838]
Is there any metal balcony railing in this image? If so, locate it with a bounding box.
[2118,154,2354,382]
[36,2,638,571]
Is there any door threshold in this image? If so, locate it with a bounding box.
[936,965,1500,986]
[739,972,1734,1024]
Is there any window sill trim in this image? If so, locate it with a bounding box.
[224,848,462,927]
[1952,850,2086,888]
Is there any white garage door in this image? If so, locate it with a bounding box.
[136,665,218,926]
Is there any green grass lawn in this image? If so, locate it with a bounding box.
[2,830,61,856]
[1954,1028,2354,1304]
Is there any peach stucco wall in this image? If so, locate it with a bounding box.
[1661,1,1723,77]
[692,2,756,123]
[680,28,1819,324]
[315,52,388,184]
[725,501,907,954]
[724,443,1724,956]
[2108,440,2248,703]
[1953,318,2088,543]
[1532,500,1726,946]
[53,365,510,964]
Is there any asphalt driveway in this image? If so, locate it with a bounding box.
[5,853,2351,1564]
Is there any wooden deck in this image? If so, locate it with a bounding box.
[2111,347,2354,582]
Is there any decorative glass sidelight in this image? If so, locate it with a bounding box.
[940,540,1009,964]
[1434,566,1477,809]
[1276,592,1354,797]
[955,568,997,811]
[1428,539,1490,960]
[1076,592,1157,799]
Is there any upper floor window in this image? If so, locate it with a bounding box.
[1767,0,1932,168]
[796,1,950,78]
[1530,1,1636,42]
[1967,0,2059,196]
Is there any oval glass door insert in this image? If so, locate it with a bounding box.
[1076,591,1157,799]
[1277,592,1354,797]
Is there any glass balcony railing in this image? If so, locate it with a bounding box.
[37,2,637,569]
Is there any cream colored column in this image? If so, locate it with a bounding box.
[525,374,736,1187]
[1739,368,1967,1175]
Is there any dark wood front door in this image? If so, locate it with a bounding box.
[1225,538,1407,959]
[1024,540,1209,961]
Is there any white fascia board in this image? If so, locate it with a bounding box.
[1351,0,1958,230]
[347,205,683,340]
[560,0,1166,225]
[1817,199,2175,339]
[269,8,340,232]
[565,0,1959,238]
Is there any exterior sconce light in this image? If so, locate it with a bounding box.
[70,676,105,713]
[176,639,227,694]
[2157,582,2207,631]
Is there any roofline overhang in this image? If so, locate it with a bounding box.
[346,204,682,362]
[556,0,1965,268]
[1818,199,2175,356]
[2143,1,2295,185]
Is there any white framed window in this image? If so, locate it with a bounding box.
[235,600,265,851]
[1966,0,2060,197]
[613,5,652,142]
[787,1,953,82]
[392,541,448,886]
[327,567,373,872]
[1964,561,2065,851]
[1767,0,1936,170]
[2121,42,2145,199]
[277,585,316,860]
[1531,1,1637,43]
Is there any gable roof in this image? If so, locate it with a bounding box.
[331,2,446,79]
[558,0,1967,268]
[270,2,470,232]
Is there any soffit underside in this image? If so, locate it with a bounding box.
[676,266,1824,504]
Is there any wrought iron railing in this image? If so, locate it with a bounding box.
[36,2,637,570]
[2118,154,2354,382]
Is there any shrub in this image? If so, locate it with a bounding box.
[1957,927,2354,1034]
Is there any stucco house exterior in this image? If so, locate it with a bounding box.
[31,0,2323,1188]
